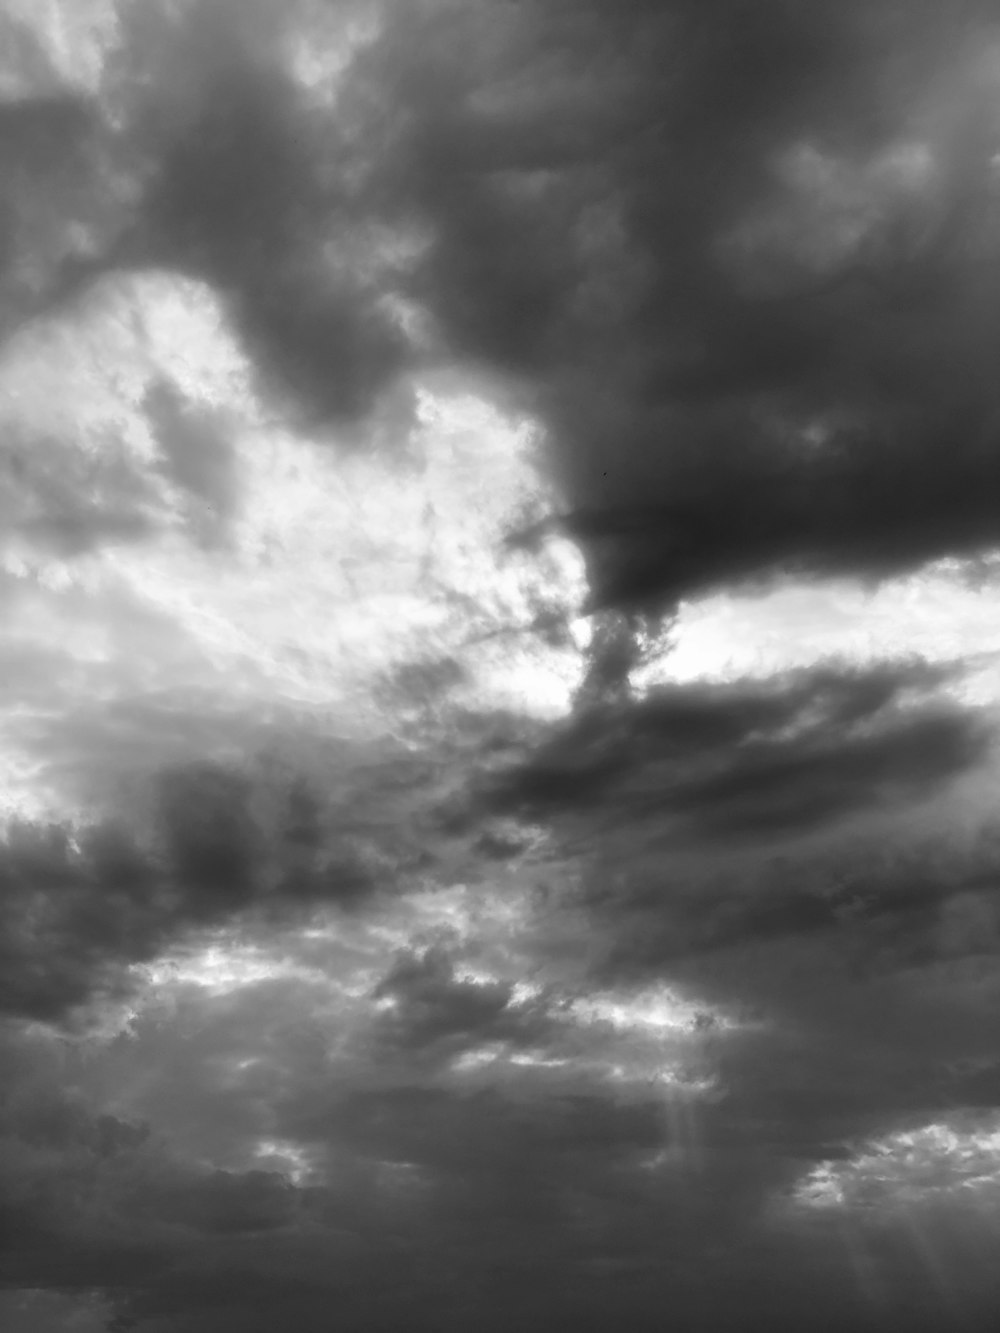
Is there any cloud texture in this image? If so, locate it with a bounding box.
[3,2,1000,1330]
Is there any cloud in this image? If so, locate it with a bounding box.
[4,4,1000,1331]
[329,0,1000,616]
[0,1039,303,1327]
[484,659,992,843]
[5,0,1000,624]
[0,0,411,429]
[0,272,253,588]
[142,382,239,548]
[585,792,1000,981]
[142,55,409,423]
[0,92,115,334]
[0,1290,112,1333]
[0,818,156,1021]
[370,946,528,1054]
[2,832,997,1333]
[0,978,742,1333]
[0,698,556,1023]
[130,1167,297,1236]
[0,749,398,1022]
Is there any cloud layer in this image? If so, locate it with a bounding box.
[3,2,1000,1331]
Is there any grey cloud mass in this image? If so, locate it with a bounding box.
[483,659,993,841]
[4,1,1000,1331]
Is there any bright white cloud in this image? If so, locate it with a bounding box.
[635,564,1000,703]
[132,943,316,997]
[0,272,589,825]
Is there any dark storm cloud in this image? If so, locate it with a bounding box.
[371,946,531,1054]
[0,1042,304,1324]
[8,0,1000,619]
[569,771,1000,1019]
[290,1084,666,1176]
[0,4,404,433]
[560,800,1000,1175]
[0,92,113,335]
[131,1168,297,1236]
[0,0,414,428]
[92,1076,992,1333]
[267,1086,783,1331]
[0,756,390,1022]
[0,818,158,1021]
[133,53,410,426]
[267,0,999,614]
[0,1022,787,1333]
[484,659,992,842]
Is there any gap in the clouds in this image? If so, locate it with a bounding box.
[637,560,1000,700]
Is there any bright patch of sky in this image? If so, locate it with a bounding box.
[0,272,588,825]
[567,984,736,1035]
[792,1114,1000,1213]
[634,568,1000,703]
[131,942,327,997]
[4,265,1000,833]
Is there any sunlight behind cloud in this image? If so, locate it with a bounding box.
[131,941,322,997]
[634,565,1000,704]
[0,270,589,826]
[283,0,382,110]
[792,1114,1000,1214]
[568,984,735,1036]
[208,382,589,717]
[253,1137,314,1185]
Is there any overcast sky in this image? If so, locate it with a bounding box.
[3,2,1000,1330]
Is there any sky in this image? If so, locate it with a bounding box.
[2,1,1000,1329]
